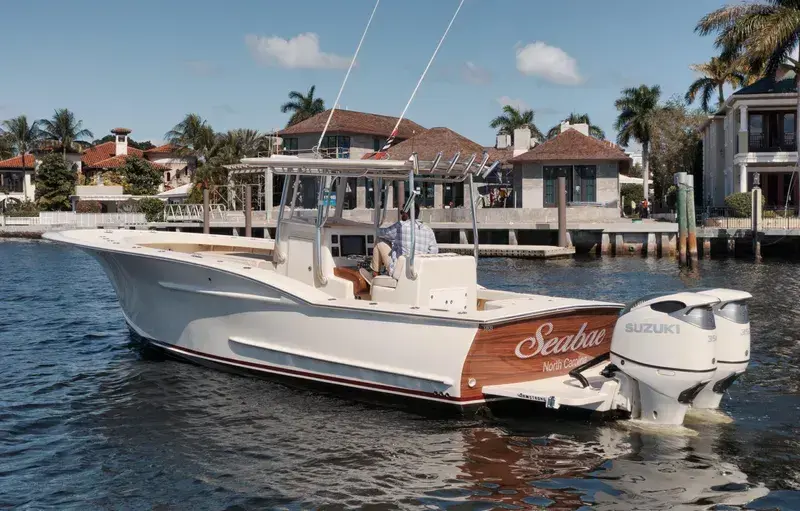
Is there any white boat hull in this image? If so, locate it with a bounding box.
[92,248,483,406]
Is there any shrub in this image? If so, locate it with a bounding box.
[119,157,162,195]
[139,197,165,222]
[724,192,766,218]
[620,183,644,212]
[666,185,677,210]
[76,200,102,213]
[5,199,39,217]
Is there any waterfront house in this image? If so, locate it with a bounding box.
[0,154,36,203]
[81,128,191,189]
[276,110,426,208]
[509,123,629,221]
[701,70,798,209]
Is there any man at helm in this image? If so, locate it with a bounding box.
[360,201,438,284]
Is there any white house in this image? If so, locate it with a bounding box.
[701,70,798,208]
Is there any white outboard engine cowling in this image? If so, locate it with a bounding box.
[692,289,752,409]
[610,292,720,425]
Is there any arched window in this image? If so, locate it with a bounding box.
[166,172,171,183]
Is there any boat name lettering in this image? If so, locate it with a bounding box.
[624,323,680,334]
[517,392,546,402]
[514,322,607,359]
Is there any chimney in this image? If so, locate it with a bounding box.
[560,122,590,137]
[111,128,131,156]
[496,133,511,149]
[512,127,532,156]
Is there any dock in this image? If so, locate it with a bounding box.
[438,243,574,259]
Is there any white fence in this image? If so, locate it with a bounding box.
[2,212,147,228]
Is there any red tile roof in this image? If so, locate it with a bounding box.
[510,129,632,165]
[0,154,36,169]
[278,110,425,139]
[483,146,514,165]
[145,144,180,154]
[370,127,485,162]
[89,155,170,171]
[82,142,144,167]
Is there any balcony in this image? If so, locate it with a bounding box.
[748,132,797,153]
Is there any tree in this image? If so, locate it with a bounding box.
[0,132,15,160]
[280,85,325,127]
[216,129,271,161]
[35,153,76,211]
[38,109,94,156]
[489,105,544,144]
[118,156,162,195]
[696,1,800,141]
[685,57,747,112]
[164,114,217,159]
[614,85,662,201]
[1,115,42,177]
[546,113,605,139]
[646,97,707,203]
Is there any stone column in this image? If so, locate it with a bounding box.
[646,233,657,258]
[739,163,748,193]
[434,183,443,209]
[24,172,34,201]
[508,229,518,245]
[738,104,748,154]
[356,178,366,209]
[386,183,394,209]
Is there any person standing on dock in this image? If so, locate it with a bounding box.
[360,202,438,283]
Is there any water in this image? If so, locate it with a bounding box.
[1,241,800,510]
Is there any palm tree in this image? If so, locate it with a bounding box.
[546,113,605,139]
[1,115,42,177]
[164,114,218,160]
[489,105,544,144]
[280,86,325,127]
[0,133,13,160]
[614,85,662,200]
[38,109,93,157]
[218,129,271,160]
[685,57,747,112]
[696,1,800,136]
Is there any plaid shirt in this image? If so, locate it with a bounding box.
[378,220,439,272]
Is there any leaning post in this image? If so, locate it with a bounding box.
[752,174,762,262]
[203,188,210,235]
[686,175,699,265]
[557,176,567,247]
[675,172,688,267]
[245,185,253,237]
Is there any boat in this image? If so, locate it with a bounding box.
[44,152,754,426]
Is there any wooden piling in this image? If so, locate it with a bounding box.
[676,172,688,266]
[203,188,210,235]
[557,176,567,247]
[686,175,698,264]
[245,185,253,237]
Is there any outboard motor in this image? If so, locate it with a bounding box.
[609,292,720,425]
[692,289,752,409]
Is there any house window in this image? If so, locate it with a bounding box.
[322,135,351,159]
[166,172,171,183]
[443,182,464,207]
[283,138,299,155]
[543,166,571,207]
[574,165,597,202]
[373,137,386,152]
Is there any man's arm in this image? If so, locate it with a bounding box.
[426,226,439,254]
[378,222,400,242]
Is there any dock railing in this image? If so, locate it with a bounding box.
[702,206,800,230]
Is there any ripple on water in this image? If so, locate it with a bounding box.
[2,242,800,509]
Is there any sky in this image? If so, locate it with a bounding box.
[0,0,732,149]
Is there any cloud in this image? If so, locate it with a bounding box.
[184,60,218,77]
[497,96,530,112]
[245,33,350,69]
[461,61,491,85]
[515,42,583,85]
